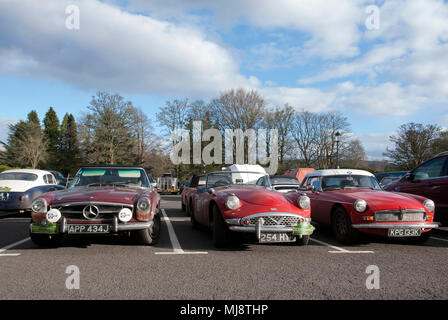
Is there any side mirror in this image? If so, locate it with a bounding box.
[208,188,215,194]
[405,172,413,181]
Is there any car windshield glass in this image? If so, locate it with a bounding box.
[270,177,299,185]
[321,175,381,190]
[206,171,266,188]
[0,172,38,181]
[70,168,149,188]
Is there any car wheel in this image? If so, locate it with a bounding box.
[136,213,161,245]
[30,232,62,247]
[295,235,310,246]
[181,201,186,212]
[407,232,430,245]
[190,202,199,229]
[185,200,191,217]
[332,207,359,244]
[211,205,229,248]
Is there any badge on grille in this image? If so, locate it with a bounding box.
[83,205,100,220]
[399,208,406,220]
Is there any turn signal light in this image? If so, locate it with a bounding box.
[136,211,150,221]
[363,216,374,221]
[31,212,46,223]
[427,216,433,221]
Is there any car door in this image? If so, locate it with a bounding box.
[396,156,447,201]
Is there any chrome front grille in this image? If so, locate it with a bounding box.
[374,209,426,222]
[246,215,303,227]
[56,204,129,220]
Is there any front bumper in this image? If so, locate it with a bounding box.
[226,212,314,240]
[31,217,153,234]
[351,222,440,229]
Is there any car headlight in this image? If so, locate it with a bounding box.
[31,198,47,213]
[297,194,310,209]
[354,200,367,212]
[137,197,151,212]
[423,199,435,213]
[225,195,240,210]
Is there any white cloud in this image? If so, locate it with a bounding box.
[0,0,255,97]
[354,132,393,161]
[0,117,17,144]
[124,0,366,59]
[261,87,335,112]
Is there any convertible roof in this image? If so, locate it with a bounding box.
[305,169,374,177]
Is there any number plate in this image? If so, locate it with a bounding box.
[388,228,421,237]
[68,224,110,234]
[259,232,294,243]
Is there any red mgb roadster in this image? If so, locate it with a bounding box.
[189,170,314,247]
[29,166,161,247]
[301,169,439,244]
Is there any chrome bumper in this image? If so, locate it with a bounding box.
[229,226,294,233]
[59,217,153,233]
[352,222,440,229]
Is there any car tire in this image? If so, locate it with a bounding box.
[332,207,359,244]
[295,235,310,246]
[190,202,199,228]
[181,201,186,212]
[30,233,62,247]
[136,212,161,245]
[407,232,430,245]
[211,205,229,248]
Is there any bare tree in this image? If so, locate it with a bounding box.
[265,104,295,165]
[384,122,440,169]
[210,88,266,131]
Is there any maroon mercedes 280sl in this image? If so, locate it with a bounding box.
[29,166,161,247]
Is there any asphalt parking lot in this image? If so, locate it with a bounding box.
[0,195,447,300]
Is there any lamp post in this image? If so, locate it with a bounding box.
[335,131,341,169]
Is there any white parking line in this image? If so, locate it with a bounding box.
[430,236,448,243]
[310,238,374,254]
[155,209,207,255]
[0,237,30,257]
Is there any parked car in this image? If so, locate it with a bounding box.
[29,166,161,247]
[301,169,439,244]
[384,151,448,225]
[379,176,398,188]
[158,173,179,194]
[256,175,301,193]
[284,168,315,184]
[374,171,408,184]
[0,169,64,214]
[189,169,314,247]
[179,180,190,194]
[181,174,205,215]
[48,170,68,187]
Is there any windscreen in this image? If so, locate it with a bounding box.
[70,168,149,188]
[206,171,265,189]
[321,175,381,190]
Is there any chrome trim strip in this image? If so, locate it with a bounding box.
[54,201,133,208]
[352,223,439,229]
[229,226,294,233]
[116,221,153,231]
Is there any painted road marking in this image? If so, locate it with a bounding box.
[430,236,448,243]
[155,209,207,255]
[0,237,30,257]
[310,238,374,254]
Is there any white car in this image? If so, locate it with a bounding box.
[0,169,65,213]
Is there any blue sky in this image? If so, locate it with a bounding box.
[1,0,448,159]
